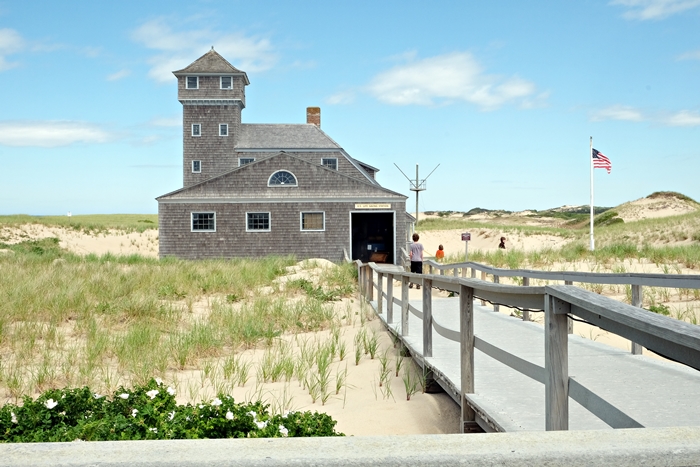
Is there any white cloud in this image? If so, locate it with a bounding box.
[0,28,24,71]
[107,69,131,81]
[0,121,112,147]
[590,105,700,127]
[326,90,355,105]
[149,116,181,127]
[367,52,537,110]
[591,105,645,121]
[664,110,700,126]
[610,0,700,20]
[677,49,700,60]
[131,18,277,83]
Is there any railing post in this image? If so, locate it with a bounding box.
[460,283,477,433]
[358,264,364,301]
[453,267,458,277]
[386,273,394,324]
[480,271,486,306]
[377,272,383,314]
[423,277,432,358]
[564,281,574,334]
[493,275,500,312]
[367,266,374,302]
[545,293,569,431]
[631,285,643,355]
[522,276,530,322]
[461,266,467,278]
[401,275,409,336]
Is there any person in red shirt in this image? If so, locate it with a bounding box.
[435,244,445,262]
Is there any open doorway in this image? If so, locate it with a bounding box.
[350,212,395,264]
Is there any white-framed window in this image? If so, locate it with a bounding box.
[322,158,338,170]
[246,212,270,232]
[192,160,201,173]
[192,124,201,137]
[301,212,325,231]
[191,212,215,232]
[219,124,228,136]
[221,76,232,89]
[239,157,255,166]
[268,170,297,186]
[186,76,199,89]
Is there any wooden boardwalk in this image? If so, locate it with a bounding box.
[370,286,700,432]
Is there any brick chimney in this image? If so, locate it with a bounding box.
[306,107,321,127]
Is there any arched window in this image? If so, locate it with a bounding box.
[268,170,297,186]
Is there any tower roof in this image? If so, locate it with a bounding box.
[173,48,249,83]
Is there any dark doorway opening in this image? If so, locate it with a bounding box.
[351,212,395,264]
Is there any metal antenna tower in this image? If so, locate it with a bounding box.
[395,163,440,225]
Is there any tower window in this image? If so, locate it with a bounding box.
[322,158,338,170]
[268,170,297,186]
[192,160,201,173]
[219,124,228,136]
[192,124,201,137]
[221,76,232,89]
[186,76,199,89]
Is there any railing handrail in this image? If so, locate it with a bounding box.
[357,260,700,432]
[422,259,700,288]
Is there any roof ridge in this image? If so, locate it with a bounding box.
[173,48,246,75]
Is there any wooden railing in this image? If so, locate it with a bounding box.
[355,260,700,432]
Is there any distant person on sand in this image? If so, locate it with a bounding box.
[409,233,424,289]
[499,237,506,249]
[435,244,445,262]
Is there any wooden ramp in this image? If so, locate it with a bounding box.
[370,292,700,432]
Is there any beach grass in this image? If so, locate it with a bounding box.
[0,214,159,234]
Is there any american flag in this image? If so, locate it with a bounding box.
[592,148,611,174]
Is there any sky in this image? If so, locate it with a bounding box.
[1,0,700,215]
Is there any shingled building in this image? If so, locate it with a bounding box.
[157,48,409,263]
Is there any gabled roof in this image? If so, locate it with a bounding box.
[173,48,249,83]
[157,151,406,201]
[236,124,341,149]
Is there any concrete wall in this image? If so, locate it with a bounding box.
[2,427,699,467]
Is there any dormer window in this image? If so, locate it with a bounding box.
[221,76,232,89]
[219,124,228,136]
[268,170,297,186]
[322,158,338,170]
[186,76,199,89]
[192,124,201,136]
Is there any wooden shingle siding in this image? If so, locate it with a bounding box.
[177,75,246,104]
[159,200,406,261]
[183,103,241,187]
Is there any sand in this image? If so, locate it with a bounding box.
[2,195,698,435]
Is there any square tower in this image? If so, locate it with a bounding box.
[173,48,249,187]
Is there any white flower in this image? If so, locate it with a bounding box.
[212,398,222,406]
[149,427,157,433]
[247,411,257,418]
[132,409,138,417]
[225,411,234,420]
[255,420,268,429]
[168,411,175,421]
[45,399,58,409]
[279,425,289,437]
[166,386,176,396]
[155,377,163,386]
[146,389,159,399]
[199,404,204,409]
[94,393,104,399]
[11,412,17,424]
[119,393,129,399]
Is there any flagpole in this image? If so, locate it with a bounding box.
[589,136,594,251]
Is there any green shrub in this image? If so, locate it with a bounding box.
[648,304,671,316]
[0,379,343,442]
